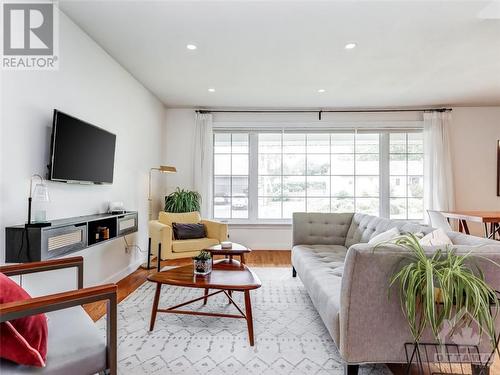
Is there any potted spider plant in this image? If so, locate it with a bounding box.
[193,250,212,276]
[164,188,201,213]
[377,233,499,351]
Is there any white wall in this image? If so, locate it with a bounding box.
[163,109,195,194]
[164,106,500,248]
[0,11,165,292]
[450,107,500,236]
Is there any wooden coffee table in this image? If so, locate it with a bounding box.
[147,259,262,345]
[204,242,251,264]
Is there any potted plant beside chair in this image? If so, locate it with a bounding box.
[165,188,201,213]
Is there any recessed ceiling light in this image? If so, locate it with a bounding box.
[344,42,357,50]
[208,88,215,92]
[186,44,197,50]
[317,89,326,93]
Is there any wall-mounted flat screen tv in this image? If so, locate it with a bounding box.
[49,110,116,184]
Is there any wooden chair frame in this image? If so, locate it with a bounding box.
[0,257,117,375]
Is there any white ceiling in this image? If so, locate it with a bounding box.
[60,1,500,108]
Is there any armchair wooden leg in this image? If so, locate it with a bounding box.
[106,292,117,375]
[157,243,162,272]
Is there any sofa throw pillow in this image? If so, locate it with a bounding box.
[368,227,400,245]
[172,223,206,240]
[419,228,453,246]
[0,273,48,367]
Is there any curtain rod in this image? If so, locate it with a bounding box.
[196,108,452,120]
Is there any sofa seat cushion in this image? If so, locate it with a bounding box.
[172,238,219,253]
[1,307,106,375]
[291,244,347,345]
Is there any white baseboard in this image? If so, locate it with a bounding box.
[102,259,142,284]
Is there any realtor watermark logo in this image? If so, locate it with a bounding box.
[435,308,493,364]
[1,1,59,70]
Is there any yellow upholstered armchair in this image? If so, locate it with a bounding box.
[149,211,228,260]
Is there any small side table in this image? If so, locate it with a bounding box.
[202,242,253,304]
[204,242,252,264]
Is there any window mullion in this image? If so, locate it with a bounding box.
[380,132,390,218]
[248,133,259,221]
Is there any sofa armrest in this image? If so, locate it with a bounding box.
[339,243,500,364]
[0,256,84,289]
[149,220,173,256]
[201,220,228,242]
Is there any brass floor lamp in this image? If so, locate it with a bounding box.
[141,165,176,270]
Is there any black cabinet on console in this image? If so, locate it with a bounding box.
[5,212,138,263]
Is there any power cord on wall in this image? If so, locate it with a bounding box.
[123,235,146,254]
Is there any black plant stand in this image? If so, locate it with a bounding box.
[404,342,495,375]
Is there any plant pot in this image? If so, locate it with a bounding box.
[434,287,444,304]
[193,259,212,276]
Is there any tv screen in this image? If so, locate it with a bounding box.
[49,110,116,184]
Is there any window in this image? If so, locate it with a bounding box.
[213,133,249,219]
[389,133,424,220]
[213,130,424,222]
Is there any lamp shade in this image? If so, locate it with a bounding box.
[32,183,50,202]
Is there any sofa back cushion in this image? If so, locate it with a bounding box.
[159,211,201,227]
[345,213,432,248]
[292,212,354,246]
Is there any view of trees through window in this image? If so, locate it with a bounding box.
[213,130,424,221]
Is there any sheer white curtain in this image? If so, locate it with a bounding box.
[193,113,213,217]
[423,111,455,220]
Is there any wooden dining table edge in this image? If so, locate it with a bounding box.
[440,211,500,223]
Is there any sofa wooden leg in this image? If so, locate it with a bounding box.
[472,364,490,375]
[344,364,359,375]
[292,266,297,277]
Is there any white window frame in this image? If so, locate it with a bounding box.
[212,126,423,225]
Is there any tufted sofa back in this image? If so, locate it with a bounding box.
[292,212,434,248]
[344,213,432,247]
[292,212,354,246]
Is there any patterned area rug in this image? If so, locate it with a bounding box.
[97,267,391,375]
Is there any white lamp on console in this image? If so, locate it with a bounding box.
[26,174,51,227]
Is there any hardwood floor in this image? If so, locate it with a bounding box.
[83,250,499,375]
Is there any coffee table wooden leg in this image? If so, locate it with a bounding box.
[240,254,245,264]
[149,283,162,331]
[244,290,254,346]
[203,288,209,305]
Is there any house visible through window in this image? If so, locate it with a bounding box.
[213,129,424,222]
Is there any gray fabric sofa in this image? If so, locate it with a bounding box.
[292,212,500,374]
